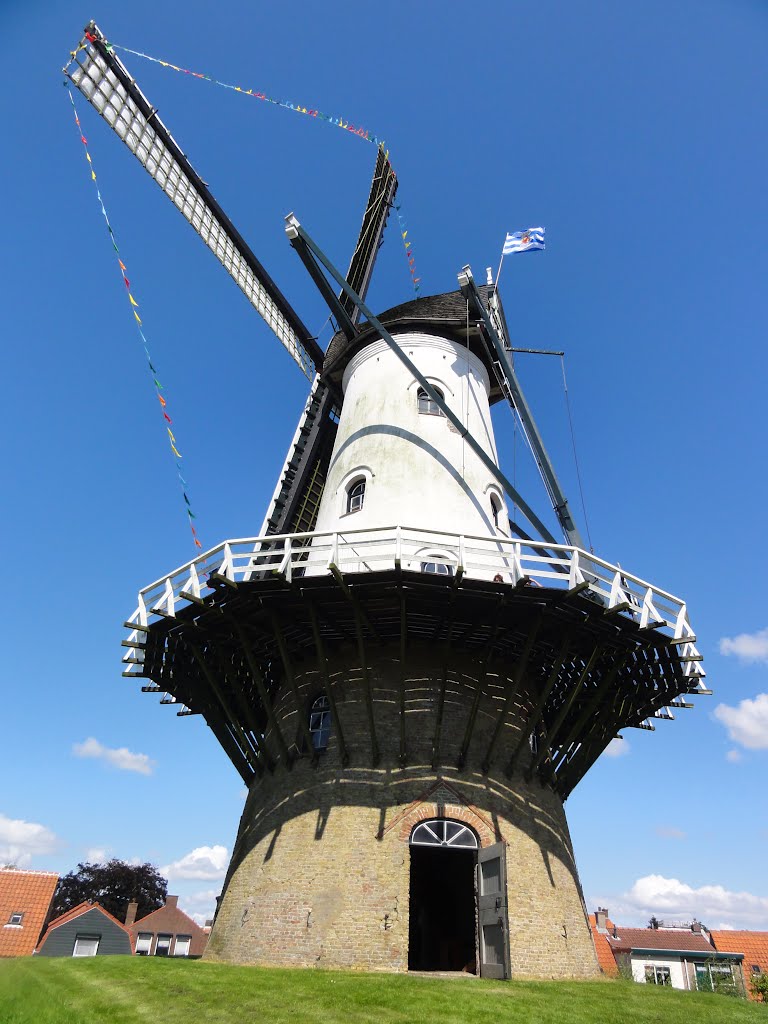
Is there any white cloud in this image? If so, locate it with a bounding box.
[726,749,742,764]
[654,826,686,840]
[0,813,58,867]
[179,888,219,926]
[720,627,768,664]
[602,737,630,758]
[72,737,155,775]
[161,846,229,881]
[620,874,768,930]
[84,847,109,863]
[713,694,768,750]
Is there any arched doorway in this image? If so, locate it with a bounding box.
[408,819,478,973]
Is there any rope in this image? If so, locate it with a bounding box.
[66,86,202,551]
[104,39,422,296]
[560,355,593,552]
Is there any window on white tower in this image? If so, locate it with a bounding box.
[346,479,365,514]
[490,494,501,528]
[417,386,444,416]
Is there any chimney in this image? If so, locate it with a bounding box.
[595,908,608,931]
[125,901,138,927]
[165,895,179,909]
[691,920,702,933]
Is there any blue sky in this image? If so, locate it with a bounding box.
[1,0,766,931]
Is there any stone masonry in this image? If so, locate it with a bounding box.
[205,645,600,978]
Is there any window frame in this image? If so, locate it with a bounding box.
[346,478,365,515]
[644,964,671,986]
[154,933,173,957]
[7,912,23,927]
[417,385,445,417]
[73,934,100,958]
[135,932,153,955]
[173,935,192,957]
[309,694,331,751]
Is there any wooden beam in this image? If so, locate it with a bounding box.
[398,591,407,767]
[549,650,630,788]
[431,614,454,769]
[187,641,264,778]
[506,626,575,776]
[233,621,293,768]
[210,643,275,773]
[270,614,318,761]
[482,614,543,773]
[352,599,379,766]
[527,642,604,780]
[308,604,349,767]
[458,597,505,771]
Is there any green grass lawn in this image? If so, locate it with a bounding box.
[0,958,764,1024]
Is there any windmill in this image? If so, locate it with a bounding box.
[66,23,707,979]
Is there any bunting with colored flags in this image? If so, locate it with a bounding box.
[66,86,203,550]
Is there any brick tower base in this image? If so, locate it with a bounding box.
[204,645,599,978]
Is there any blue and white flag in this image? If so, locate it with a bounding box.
[502,227,545,255]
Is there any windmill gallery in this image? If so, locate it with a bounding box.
[65,24,707,979]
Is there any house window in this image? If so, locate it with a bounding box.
[73,935,100,957]
[174,935,192,957]
[346,479,365,514]
[645,965,671,985]
[417,386,444,416]
[135,932,152,955]
[155,934,172,956]
[752,965,762,975]
[420,560,454,576]
[309,695,331,751]
[7,912,23,926]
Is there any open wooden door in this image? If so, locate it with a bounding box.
[477,841,510,979]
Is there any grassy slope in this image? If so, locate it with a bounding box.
[0,958,764,1024]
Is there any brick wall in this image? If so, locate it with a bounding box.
[205,644,599,978]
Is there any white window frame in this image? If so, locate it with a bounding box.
[417,385,444,417]
[173,935,192,957]
[154,933,172,956]
[135,932,153,955]
[73,934,100,957]
[309,694,331,751]
[346,478,365,514]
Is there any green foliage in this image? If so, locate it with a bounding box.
[750,970,768,1003]
[1,958,766,1024]
[51,859,167,924]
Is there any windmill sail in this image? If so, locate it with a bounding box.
[339,146,398,324]
[260,150,397,536]
[64,25,323,379]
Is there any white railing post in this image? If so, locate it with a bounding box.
[458,535,466,577]
[509,542,525,586]
[395,525,402,570]
[279,537,293,582]
[328,532,339,572]
[568,550,586,592]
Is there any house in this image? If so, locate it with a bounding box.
[589,908,745,994]
[126,894,208,957]
[711,931,768,1002]
[36,901,132,957]
[0,868,59,958]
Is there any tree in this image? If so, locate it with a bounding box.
[751,970,768,1003]
[52,859,167,923]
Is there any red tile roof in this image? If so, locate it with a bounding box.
[588,913,619,975]
[0,868,59,958]
[608,926,715,954]
[711,931,768,1002]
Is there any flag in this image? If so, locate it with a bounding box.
[502,227,545,255]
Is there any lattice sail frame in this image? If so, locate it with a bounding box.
[64,36,319,379]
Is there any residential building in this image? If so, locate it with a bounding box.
[127,895,208,957]
[711,931,768,1002]
[590,909,745,994]
[36,901,132,957]
[0,868,59,958]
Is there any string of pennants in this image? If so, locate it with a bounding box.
[104,37,423,296]
[66,86,203,551]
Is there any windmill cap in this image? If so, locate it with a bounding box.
[322,285,507,404]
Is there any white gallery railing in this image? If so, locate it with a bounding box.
[123,525,705,689]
